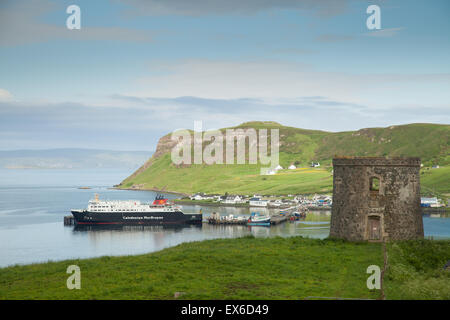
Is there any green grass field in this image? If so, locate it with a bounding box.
[0,237,448,300]
[121,153,334,195]
[120,152,449,198]
[420,166,450,197]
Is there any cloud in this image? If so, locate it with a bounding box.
[364,27,405,37]
[1,92,448,150]
[0,0,153,46]
[0,89,13,101]
[125,59,450,110]
[115,0,351,17]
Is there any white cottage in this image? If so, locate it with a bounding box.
[222,195,244,204]
[249,197,268,207]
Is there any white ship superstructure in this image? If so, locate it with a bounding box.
[87,195,180,213]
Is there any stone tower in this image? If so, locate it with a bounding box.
[330,157,424,241]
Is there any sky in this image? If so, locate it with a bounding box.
[0,0,449,151]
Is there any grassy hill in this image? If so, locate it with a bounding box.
[420,166,450,198]
[118,122,450,196]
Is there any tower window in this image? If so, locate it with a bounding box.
[370,177,380,191]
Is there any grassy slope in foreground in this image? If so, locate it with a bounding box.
[384,240,450,299]
[119,122,450,195]
[0,237,448,300]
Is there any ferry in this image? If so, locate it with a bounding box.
[71,194,202,225]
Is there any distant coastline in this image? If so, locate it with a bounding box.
[0,148,152,170]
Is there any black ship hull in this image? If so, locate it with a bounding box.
[73,223,202,232]
[71,210,202,225]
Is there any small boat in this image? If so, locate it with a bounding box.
[247,212,271,226]
[290,210,307,221]
[294,211,306,218]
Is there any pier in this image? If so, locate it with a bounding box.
[270,205,308,224]
[206,205,308,226]
[207,218,247,225]
[64,215,74,225]
[206,212,248,225]
[270,214,290,225]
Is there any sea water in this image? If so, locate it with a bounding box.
[0,168,448,267]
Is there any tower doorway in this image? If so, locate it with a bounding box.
[368,216,381,240]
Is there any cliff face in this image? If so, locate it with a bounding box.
[153,134,180,159]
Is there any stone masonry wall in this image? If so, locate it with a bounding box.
[330,157,424,241]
